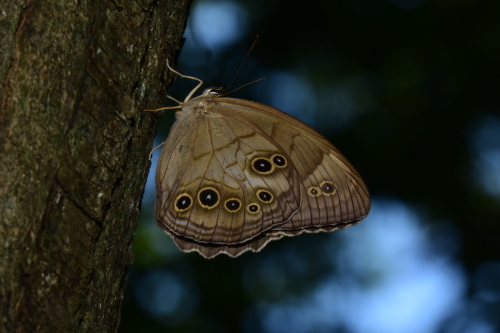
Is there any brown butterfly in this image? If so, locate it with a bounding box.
[146,61,370,258]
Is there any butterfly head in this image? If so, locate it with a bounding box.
[202,87,224,97]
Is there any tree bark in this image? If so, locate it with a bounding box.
[0,0,190,331]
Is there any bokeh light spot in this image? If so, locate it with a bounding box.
[253,198,465,333]
[265,71,317,125]
[190,1,248,50]
[469,114,500,199]
[135,270,198,325]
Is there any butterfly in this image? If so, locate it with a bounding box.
[145,60,370,258]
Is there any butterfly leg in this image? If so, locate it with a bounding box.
[148,142,165,160]
[166,59,204,103]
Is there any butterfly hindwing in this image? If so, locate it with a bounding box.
[213,99,370,235]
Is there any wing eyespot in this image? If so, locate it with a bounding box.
[174,193,193,212]
[251,157,275,175]
[224,198,242,213]
[320,181,337,196]
[198,187,220,209]
[247,203,261,214]
[271,154,287,168]
[307,186,321,197]
[256,189,274,203]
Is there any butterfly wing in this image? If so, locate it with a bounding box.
[155,99,303,258]
[155,95,370,258]
[214,98,371,238]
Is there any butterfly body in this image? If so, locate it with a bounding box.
[154,86,370,258]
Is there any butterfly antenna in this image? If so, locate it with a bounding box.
[225,34,259,92]
[222,77,266,96]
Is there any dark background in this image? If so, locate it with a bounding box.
[121,0,500,332]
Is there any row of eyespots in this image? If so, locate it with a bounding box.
[307,181,337,197]
[251,153,287,175]
[173,187,275,214]
[224,199,262,214]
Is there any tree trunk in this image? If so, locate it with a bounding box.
[0,0,190,331]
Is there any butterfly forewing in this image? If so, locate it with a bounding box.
[155,97,303,252]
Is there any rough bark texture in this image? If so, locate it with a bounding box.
[0,0,190,331]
